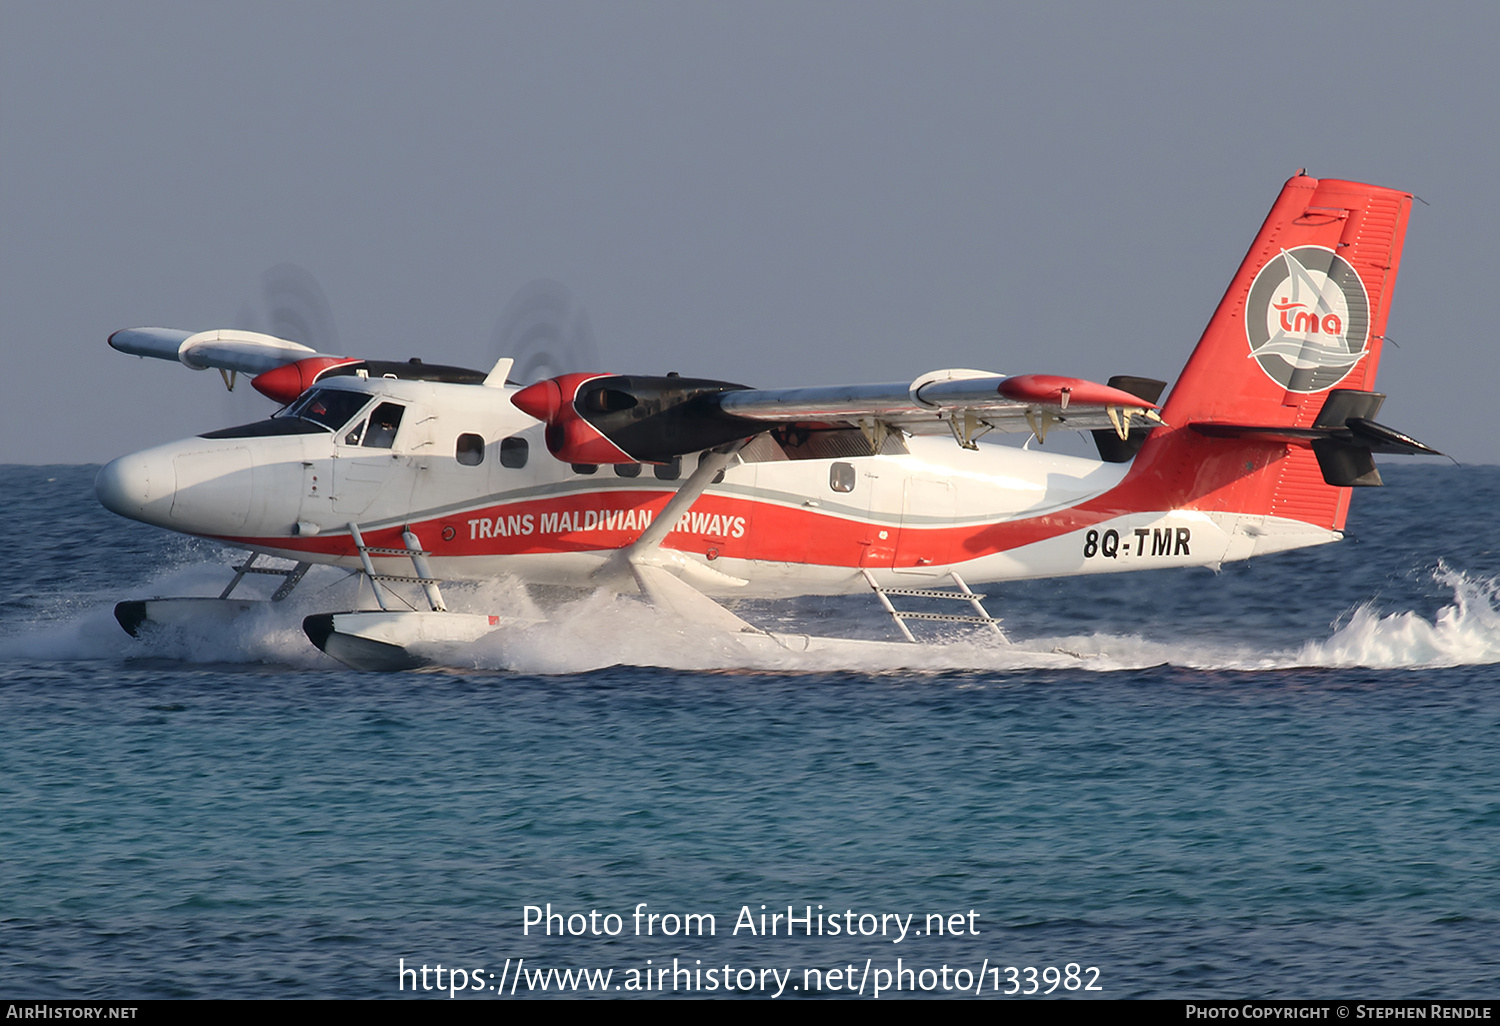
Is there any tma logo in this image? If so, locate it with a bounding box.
[1272,297,1344,337]
[1245,246,1370,393]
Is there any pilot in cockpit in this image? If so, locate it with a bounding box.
[363,404,403,449]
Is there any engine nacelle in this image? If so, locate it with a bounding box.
[511,373,757,464]
[252,356,492,404]
[251,357,362,403]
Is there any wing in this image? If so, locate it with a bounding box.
[511,367,1164,464]
[718,369,1161,439]
[109,326,512,402]
[110,327,322,374]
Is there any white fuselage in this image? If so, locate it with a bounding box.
[96,376,1338,598]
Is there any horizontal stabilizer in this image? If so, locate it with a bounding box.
[1189,390,1441,487]
[1343,418,1443,456]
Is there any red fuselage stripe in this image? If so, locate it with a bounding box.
[220,489,1128,568]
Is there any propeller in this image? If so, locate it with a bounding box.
[117,270,611,409]
[492,280,601,384]
[235,263,340,353]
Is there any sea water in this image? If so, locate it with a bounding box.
[1,463,1496,998]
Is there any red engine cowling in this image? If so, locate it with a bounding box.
[512,374,638,463]
[251,357,362,403]
[511,373,756,464]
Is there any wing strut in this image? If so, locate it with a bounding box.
[217,551,312,601]
[595,439,752,584]
[348,522,447,612]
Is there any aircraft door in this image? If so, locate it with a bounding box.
[892,476,957,574]
[854,462,901,568]
[332,400,407,516]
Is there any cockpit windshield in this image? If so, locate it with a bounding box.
[277,388,371,432]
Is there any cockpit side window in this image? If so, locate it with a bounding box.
[280,388,371,432]
[362,403,405,449]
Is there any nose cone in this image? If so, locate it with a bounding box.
[98,442,260,535]
[95,453,164,523]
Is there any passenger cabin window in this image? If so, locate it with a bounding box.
[456,433,485,466]
[614,463,641,478]
[830,462,856,493]
[653,457,681,481]
[572,463,599,475]
[500,436,529,468]
[363,403,405,449]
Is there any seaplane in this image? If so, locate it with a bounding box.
[95,173,1442,670]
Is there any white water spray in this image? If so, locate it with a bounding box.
[6,558,1500,674]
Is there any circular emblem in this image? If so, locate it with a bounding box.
[441,525,456,541]
[1245,246,1370,393]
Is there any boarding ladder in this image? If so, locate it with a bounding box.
[219,552,312,602]
[349,522,447,612]
[860,568,1006,643]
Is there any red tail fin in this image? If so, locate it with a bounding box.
[1125,173,1413,530]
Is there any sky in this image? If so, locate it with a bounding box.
[2,1,1497,465]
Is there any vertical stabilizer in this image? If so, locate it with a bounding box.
[1123,174,1413,531]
